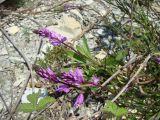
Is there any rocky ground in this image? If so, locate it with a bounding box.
[0,0,113,119]
[0,0,160,120]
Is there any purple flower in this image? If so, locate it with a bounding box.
[34,28,67,46]
[91,75,100,85]
[56,85,70,93]
[74,93,84,107]
[56,68,84,93]
[34,28,50,37]
[62,68,84,86]
[156,57,160,64]
[64,4,76,11]
[37,67,58,82]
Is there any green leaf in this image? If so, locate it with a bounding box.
[18,103,35,112]
[90,86,98,92]
[27,91,41,105]
[102,100,127,117]
[66,50,86,63]
[82,36,91,56]
[62,68,70,72]
[82,36,90,51]
[76,37,92,58]
[149,111,160,120]
[105,56,118,66]
[19,92,55,113]
[116,50,127,61]
[102,100,118,113]
[37,96,55,110]
[114,108,127,117]
[76,45,86,55]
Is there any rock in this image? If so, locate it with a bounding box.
[70,9,83,20]
[6,26,20,35]
[33,6,48,13]
[0,0,5,4]
[13,78,24,87]
[14,67,30,87]
[0,56,10,68]
[41,42,52,53]
[82,0,94,5]
[0,31,2,37]
[0,48,8,55]
[152,6,160,13]
[100,9,107,16]
[95,49,107,60]
[0,102,3,112]
[46,19,58,26]
[86,33,94,39]
[9,57,24,63]
[130,109,138,114]
[48,14,82,42]
[97,29,106,36]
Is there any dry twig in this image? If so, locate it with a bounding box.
[0,92,15,120]
[0,25,42,119]
[112,54,151,102]
[101,54,138,87]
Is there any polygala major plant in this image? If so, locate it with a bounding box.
[18,0,160,119]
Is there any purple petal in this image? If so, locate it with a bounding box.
[56,85,70,93]
[34,28,50,38]
[91,75,100,85]
[74,68,84,83]
[74,93,84,107]
[49,32,67,46]
[61,68,85,86]
[46,68,55,75]
[36,67,58,82]
[34,28,66,46]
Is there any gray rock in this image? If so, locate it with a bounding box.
[0,102,3,112]
[0,0,5,4]
[82,0,94,5]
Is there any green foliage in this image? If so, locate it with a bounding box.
[105,56,117,66]
[66,50,86,63]
[33,0,160,119]
[66,36,99,66]
[149,111,160,120]
[75,36,92,59]
[103,1,160,119]
[115,50,128,61]
[77,36,92,58]
[102,100,127,117]
[18,91,55,113]
[36,46,67,71]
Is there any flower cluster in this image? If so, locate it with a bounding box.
[34,28,67,46]
[36,67,99,107]
[37,68,58,82]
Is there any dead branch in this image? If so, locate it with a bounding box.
[112,54,151,102]
[101,54,138,87]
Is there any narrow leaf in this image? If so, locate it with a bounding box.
[82,36,91,56]
[66,50,86,63]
